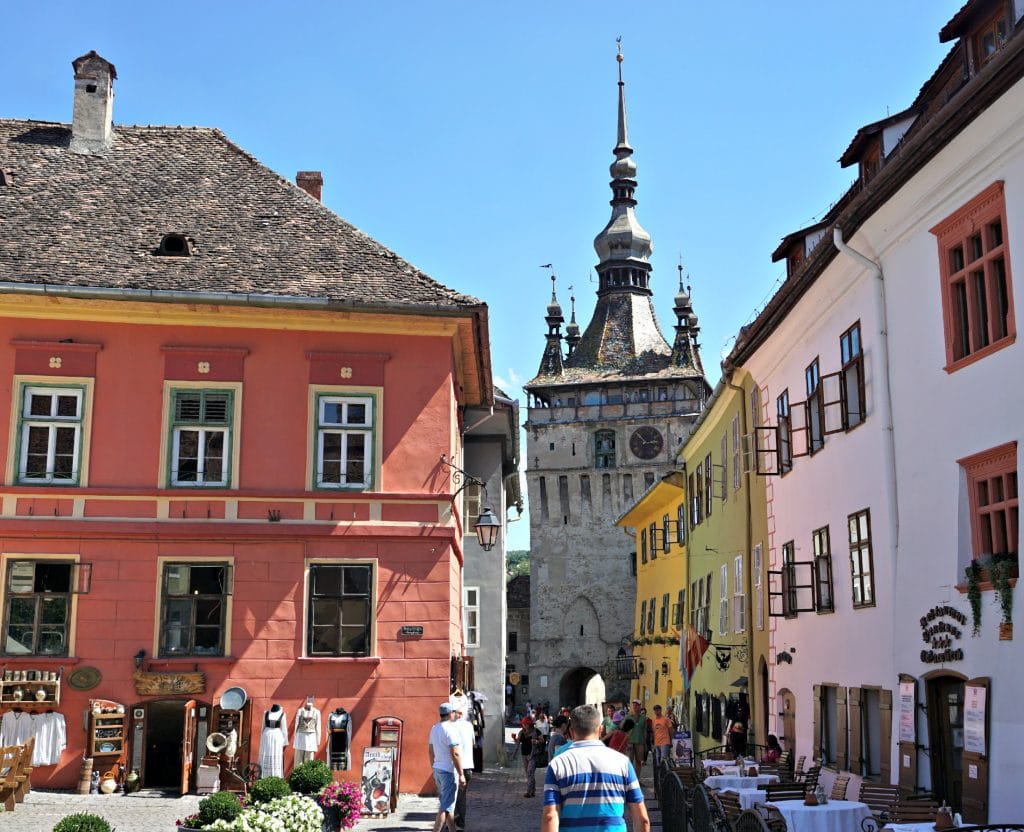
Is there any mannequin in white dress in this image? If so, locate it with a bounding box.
[293,699,322,765]
[257,704,288,777]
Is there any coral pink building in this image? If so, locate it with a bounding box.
[0,51,492,793]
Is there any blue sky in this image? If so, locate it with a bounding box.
[3,1,964,550]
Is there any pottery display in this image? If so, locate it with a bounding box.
[11,688,23,702]
[35,688,47,702]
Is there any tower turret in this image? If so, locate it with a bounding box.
[565,289,582,357]
[537,273,565,377]
[670,262,705,375]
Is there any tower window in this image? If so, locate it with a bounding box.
[595,430,616,468]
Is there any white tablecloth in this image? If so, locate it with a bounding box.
[722,787,767,809]
[767,800,873,832]
[705,773,779,790]
[702,758,757,771]
[884,825,940,832]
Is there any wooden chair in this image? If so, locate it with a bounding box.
[0,746,20,813]
[858,783,901,821]
[794,755,806,778]
[691,785,718,832]
[735,808,779,832]
[830,772,850,801]
[892,799,939,821]
[802,764,821,792]
[716,789,743,821]
[763,782,805,802]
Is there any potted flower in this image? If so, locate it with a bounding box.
[318,780,362,831]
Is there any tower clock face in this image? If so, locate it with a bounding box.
[629,426,663,460]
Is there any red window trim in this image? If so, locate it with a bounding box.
[957,440,1018,560]
[930,181,1016,372]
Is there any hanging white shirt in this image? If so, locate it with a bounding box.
[32,712,66,766]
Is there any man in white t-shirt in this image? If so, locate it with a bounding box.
[428,703,465,832]
[450,702,476,832]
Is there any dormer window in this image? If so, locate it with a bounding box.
[0,168,12,187]
[157,233,194,257]
[974,9,1008,69]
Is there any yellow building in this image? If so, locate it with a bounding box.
[679,367,770,756]
[616,473,687,715]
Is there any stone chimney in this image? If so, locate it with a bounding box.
[70,51,117,155]
[296,171,323,202]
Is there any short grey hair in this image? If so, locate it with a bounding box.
[570,704,601,737]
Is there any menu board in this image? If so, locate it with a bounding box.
[361,747,394,816]
[898,681,916,743]
[964,684,986,755]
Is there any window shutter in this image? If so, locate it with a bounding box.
[789,399,810,457]
[175,392,202,421]
[848,687,862,776]
[221,564,234,596]
[640,600,647,635]
[961,677,990,823]
[812,684,822,762]
[72,562,93,594]
[897,674,918,793]
[835,686,848,771]
[820,370,847,434]
[879,687,894,786]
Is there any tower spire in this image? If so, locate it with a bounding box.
[593,39,653,296]
[565,286,581,356]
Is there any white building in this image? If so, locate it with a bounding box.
[728,0,1023,820]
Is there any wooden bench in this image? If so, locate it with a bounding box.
[0,746,22,812]
[13,737,34,802]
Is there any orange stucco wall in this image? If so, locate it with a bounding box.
[0,308,472,794]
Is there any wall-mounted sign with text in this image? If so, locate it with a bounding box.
[919,604,967,663]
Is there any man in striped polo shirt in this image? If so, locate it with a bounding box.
[541,704,650,832]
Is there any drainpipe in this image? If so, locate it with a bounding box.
[724,369,755,747]
[832,228,899,560]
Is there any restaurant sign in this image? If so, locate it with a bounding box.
[919,604,966,663]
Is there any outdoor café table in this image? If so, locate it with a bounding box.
[766,799,873,832]
[721,786,768,810]
[701,758,758,771]
[705,773,779,790]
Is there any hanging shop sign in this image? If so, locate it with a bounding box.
[919,604,967,663]
[132,669,206,696]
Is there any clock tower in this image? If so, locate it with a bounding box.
[522,45,710,708]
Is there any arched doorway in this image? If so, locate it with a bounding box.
[559,667,606,709]
[778,688,796,757]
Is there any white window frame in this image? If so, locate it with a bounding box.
[315,394,374,490]
[169,388,234,487]
[17,385,84,485]
[719,564,729,635]
[733,555,745,633]
[464,586,480,648]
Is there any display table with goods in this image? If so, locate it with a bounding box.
[765,799,873,832]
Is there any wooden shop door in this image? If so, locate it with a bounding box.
[181,699,197,795]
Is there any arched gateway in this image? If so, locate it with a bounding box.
[559,667,607,709]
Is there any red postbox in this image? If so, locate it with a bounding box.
[371,716,404,810]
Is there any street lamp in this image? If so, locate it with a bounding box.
[474,505,501,551]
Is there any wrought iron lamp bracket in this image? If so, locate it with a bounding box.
[439,454,486,498]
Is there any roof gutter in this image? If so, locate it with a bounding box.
[832,226,900,571]
[0,279,484,319]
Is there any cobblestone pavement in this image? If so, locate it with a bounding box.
[0,758,660,831]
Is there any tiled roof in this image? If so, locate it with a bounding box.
[0,120,481,312]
